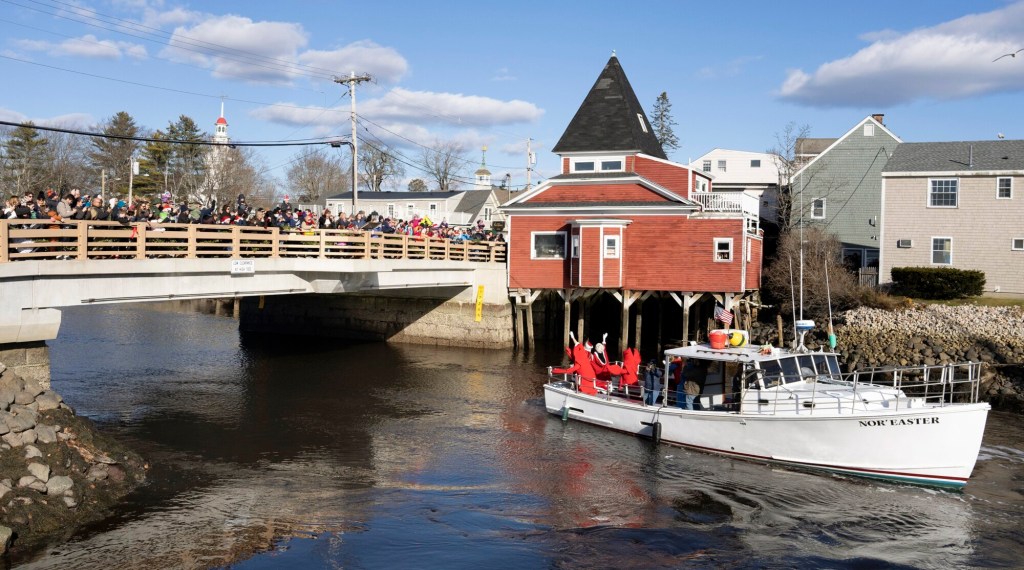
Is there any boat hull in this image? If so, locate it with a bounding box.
[544,384,990,488]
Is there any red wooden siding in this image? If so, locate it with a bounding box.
[529,183,669,203]
[602,227,623,288]
[580,227,601,287]
[634,155,692,198]
[746,236,763,289]
[508,217,572,289]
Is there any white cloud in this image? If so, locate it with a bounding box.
[160,15,309,84]
[0,107,93,127]
[779,1,1024,107]
[491,67,516,82]
[298,40,408,84]
[361,88,543,126]
[13,34,147,60]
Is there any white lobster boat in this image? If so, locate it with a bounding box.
[544,330,991,488]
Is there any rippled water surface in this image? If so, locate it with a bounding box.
[14,304,1024,568]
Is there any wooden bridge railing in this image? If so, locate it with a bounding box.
[0,220,507,264]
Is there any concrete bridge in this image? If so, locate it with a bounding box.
[1,220,509,346]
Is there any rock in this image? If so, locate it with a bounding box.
[86,464,108,481]
[107,465,126,483]
[0,525,11,555]
[18,429,37,446]
[2,432,23,448]
[27,462,50,483]
[8,404,38,424]
[0,388,14,408]
[3,412,35,433]
[95,454,118,465]
[35,391,62,411]
[45,475,73,496]
[57,431,75,442]
[884,344,898,355]
[24,445,42,459]
[13,391,35,406]
[35,424,57,444]
[62,496,77,509]
[22,382,44,398]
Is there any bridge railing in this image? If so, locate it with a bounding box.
[0,220,506,264]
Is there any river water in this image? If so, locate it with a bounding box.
[12,304,1024,569]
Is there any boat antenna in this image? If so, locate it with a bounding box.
[788,255,798,347]
[824,255,837,349]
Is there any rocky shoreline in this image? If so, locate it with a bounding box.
[0,360,147,555]
[756,304,1024,412]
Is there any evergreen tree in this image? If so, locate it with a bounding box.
[2,122,50,195]
[165,115,208,205]
[136,130,174,201]
[407,178,428,192]
[89,111,141,197]
[651,92,679,153]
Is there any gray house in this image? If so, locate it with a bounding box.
[880,140,1024,295]
[790,115,902,272]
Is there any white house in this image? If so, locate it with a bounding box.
[689,149,780,223]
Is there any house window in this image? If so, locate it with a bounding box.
[406,203,415,218]
[843,248,863,270]
[864,249,879,268]
[483,207,492,221]
[714,238,733,262]
[864,123,875,136]
[572,157,623,173]
[932,237,952,265]
[717,160,727,172]
[750,159,761,168]
[532,232,567,259]
[572,234,580,258]
[929,179,958,207]
[637,113,648,133]
[574,161,595,172]
[1012,238,1024,251]
[429,203,438,215]
[997,177,1012,199]
[601,160,623,171]
[811,198,826,219]
[702,160,711,173]
[604,235,620,258]
[387,203,396,218]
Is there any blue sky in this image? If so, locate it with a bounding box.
[2,0,1023,191]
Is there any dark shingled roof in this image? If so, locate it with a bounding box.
[884,140,1024,172]
[552,56,667,159]
[327,191,464,200]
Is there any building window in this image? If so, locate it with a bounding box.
[532,232,567,259]
[702,160,711,173]
[483,207,492,221]
[637,113,648,133]
[429,203,437,215]
[717,160,727,172]
[811,198,826,219]
[1012,238,1024,251]
[574,161,595,172]
[932,237,952,265]
[864,249,879,268]
[929,179,958,207]
[387,203,396,218]
[714,238,733,262]
[601,160,623,171]
[572,234,580,258]
[604,235,620,258]
[997,177,1012,199]
[750,159,761,168]
[843,248,863,270]
[406,203,415,218]
[864,123,875,136]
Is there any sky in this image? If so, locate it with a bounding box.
[2,0,1023,193]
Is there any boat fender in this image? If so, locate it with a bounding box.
[641,420,662,444]
[561,406,570,421]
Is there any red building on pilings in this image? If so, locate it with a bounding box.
[501,55,762,356]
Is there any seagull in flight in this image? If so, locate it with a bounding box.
[993,48,1024,62]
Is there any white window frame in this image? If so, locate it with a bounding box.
[717,160,727,172]
[429,202,438,214]
[637,113,648,133]
[531,231,567,260]
[931,237,952,265]
[483,207,492,221]
[928,178,959,208]
[386,203,396,218]
[864,123,875,136]
[997,177,1013,199]
[702,160,711,173]
[811,198,826,219]
[604,235,620,259]
[714,238,733,262]
[571,234,580,258]
[570,156,625,173]
[1012,238,1024,251]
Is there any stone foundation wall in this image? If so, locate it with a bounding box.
[0,343,50,391]
[240,293,514,348]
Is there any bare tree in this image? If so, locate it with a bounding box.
[359,143,405,192]
[419,140,467,191]
[42,128,91,194]
[286,147,347,203]
[204,146,276,208]
[767,121,810,231]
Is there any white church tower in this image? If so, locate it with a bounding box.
[474,146,492,190]
[201,102,231,204]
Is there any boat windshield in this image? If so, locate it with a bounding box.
[757,354,842,386]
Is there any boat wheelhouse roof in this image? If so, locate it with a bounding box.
[665,343,839,365]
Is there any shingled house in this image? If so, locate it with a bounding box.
[501,55,762,353]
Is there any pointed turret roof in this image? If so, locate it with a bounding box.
[552,55,666,159]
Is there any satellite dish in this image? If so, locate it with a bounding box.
[997,133,1005,139]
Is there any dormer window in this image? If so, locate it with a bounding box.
[637,114,648,133]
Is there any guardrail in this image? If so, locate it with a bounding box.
[0,220,506,264]
[691,191,760,218]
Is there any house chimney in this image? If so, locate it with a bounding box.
[871,113,885,125]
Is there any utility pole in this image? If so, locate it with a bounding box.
[526,138,536,191]
[334,71,372,214]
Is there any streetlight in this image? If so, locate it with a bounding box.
[330,140,356,215]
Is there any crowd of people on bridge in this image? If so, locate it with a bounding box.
[4,189,505,244]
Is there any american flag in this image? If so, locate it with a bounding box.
[714,303,733,326]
